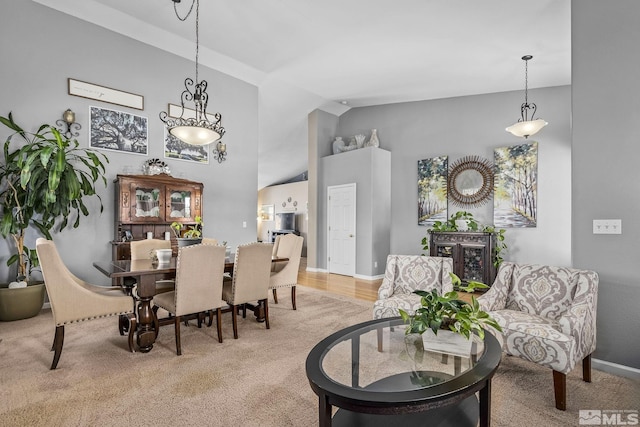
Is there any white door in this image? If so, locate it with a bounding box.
[328,184,356,276]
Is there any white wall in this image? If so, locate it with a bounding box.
[257,181,308,255]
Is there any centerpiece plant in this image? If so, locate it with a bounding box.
[0,112,109,282]
[399,273,502,340]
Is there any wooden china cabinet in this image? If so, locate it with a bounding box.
[428,231,496,289]
[112,174,203,261]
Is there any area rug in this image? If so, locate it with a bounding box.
[0,287,638,426]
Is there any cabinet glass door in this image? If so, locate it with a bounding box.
[462,246,484,282]
[167,188,192,220]
[132,185,162,221]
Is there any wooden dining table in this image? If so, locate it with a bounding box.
[93,256,288,352]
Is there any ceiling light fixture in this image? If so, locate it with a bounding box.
[506,55,548,139]
[160,0,226,147]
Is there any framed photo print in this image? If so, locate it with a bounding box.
[90,106,148,155]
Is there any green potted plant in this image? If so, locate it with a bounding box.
[0,113,108,321]
[171,215,203,247]
[399,273,502,340]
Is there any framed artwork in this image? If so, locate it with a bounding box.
[90,106,148,155]
[69,78,144,110]
[494,142,538,227]
[163,128,209,164]
[418,155,448,226]
[260,204,274,221]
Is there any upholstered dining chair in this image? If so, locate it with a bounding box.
[477,262,599,410]
[129,239,174,294]
[222,242,274,339]
[35,238,137,369]
[269,234,303,310]
[152,244,227,355]
[201,237,218,245]
[372,255,454,320]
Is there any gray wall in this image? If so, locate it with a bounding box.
[0,2,259,285]
[572,0,640,369]
[319,147,391,277]
[335,86,572,267]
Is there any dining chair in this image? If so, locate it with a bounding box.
[35,238,137,369]
[201,237,218,245]
[269,234,303,310]
[222,242,274,339]
[129,239,175,294]
[152,244,227,355]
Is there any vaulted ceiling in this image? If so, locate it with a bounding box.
[34,0,570,188]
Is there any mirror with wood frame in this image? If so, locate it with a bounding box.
[447,155,494,207]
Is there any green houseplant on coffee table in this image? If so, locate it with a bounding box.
[0,113,108,321]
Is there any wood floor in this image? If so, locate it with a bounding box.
[296,257,382,302]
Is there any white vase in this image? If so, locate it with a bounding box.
[366,129,380,148]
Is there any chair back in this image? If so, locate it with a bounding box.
[201,237,218,245]
[172,244,226,316]
[269,234,303,282]
[35,238,133,325]
[379,255,453,298]
[230,242,273,304]
[130,239,171,260]
[496,262,597,321]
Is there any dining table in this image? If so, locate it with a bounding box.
[93,255,288,352]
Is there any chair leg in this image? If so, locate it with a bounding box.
[207,310,214,327]
[272,288,278,304]
[174,315,182,356]
[291,286,296,310]
[232,305,239,339]
[552,370,567,410]
[126,313,137,353]
[583,354,592,382]
[215,308,223,343]
[51,325,64,370]
[118,314,128,336]
[242,304,247,319]
[263,299,270,330]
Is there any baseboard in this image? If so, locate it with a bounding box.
[305,267,327,273]
[354,273,384,281]
[593,358,640,380]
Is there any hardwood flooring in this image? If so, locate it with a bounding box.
[296,258,381,302]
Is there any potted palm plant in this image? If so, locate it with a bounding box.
[0,112,109,321]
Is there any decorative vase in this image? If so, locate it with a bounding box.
[366,129,380,148]
[0,282,46,321]
[332,137,345,154]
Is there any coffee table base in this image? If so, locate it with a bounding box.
[332,394,478,427]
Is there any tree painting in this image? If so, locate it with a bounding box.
[418,156,448,226]
[493,142,537,227]
[90,106,148,155]
[163,128,209,164]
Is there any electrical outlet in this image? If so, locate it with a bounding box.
[374,261,378,268]
[593,219,622,234]
[242,221,247,228]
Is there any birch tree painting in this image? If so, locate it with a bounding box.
[493,142,537,227]
[418,155,448,226]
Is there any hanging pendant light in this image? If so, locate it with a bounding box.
[506,55,548,139]
[160,0,226,147]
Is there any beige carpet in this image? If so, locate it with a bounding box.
[0,287,638,427]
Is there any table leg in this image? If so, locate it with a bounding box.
[319,394,332,427]
[479,379,491,427]
[136,275,157,353]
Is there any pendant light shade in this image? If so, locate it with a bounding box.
[506,55,547,139]
[160,0,226,149]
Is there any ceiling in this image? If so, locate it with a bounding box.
[34,0,571,189]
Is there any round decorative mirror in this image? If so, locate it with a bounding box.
[447,155,494,207]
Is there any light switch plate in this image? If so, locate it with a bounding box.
[593,219,622,234]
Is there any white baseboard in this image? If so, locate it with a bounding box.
[593,358,640,380]
[305,267,327,273]
[354,273,384,281]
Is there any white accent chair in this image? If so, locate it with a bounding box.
[477,262,599,410]
[269,234,303,310]
[35,238,136,369]
[373,255,454,320]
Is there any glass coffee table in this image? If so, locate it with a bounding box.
[305,317,501,427]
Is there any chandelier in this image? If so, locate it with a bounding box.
[160,0,226,148]
[505,55,548,139]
